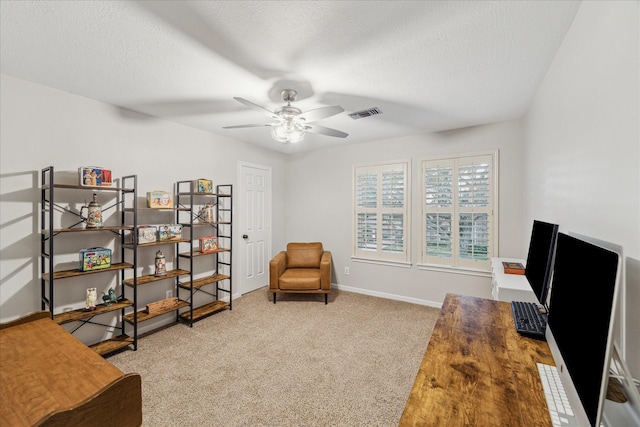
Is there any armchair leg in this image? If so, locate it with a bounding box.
[325,294,328,304]
[273,293,276,304]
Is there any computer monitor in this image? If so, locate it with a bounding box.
[545,233,621,427]
[524,220,559,309]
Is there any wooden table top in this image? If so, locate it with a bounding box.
[0,316,125,426]
[399,293,555,426]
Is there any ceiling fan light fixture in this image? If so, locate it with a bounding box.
[227,88,347,143]
[271,121,305,144]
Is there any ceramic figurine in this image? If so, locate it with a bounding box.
[85,287,97,311]
[101,288,117,306]
[154,250,167,276]
[198,202,215,223]
[81,193,103,228]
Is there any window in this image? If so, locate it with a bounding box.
[421,152,497,270]
[353,161,410,264]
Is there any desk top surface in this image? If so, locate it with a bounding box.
[399,293,555,426]
[0,316,124,426]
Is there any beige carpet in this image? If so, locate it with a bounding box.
[108,287,440,427]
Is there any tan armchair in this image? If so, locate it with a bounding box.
[269,242,332,304]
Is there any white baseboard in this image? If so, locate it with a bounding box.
[334,284,442,309]
[239,285,443,309]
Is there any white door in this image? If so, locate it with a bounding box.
[238,162,271,294]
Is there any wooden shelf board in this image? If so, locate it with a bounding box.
[124,239,190,249]
[123,300,190,324]
[44,262,133,280]
[89,334,134,356]
[123,269,190,286]
[137,206,177,211]
[179,300,229,322]
[178,248,230,258]
[54,299,133,324]
[180,221,228,226]
[176,191,222,196]
[178,274,230,290]
[51,225,133,233]
[45,183,134,192]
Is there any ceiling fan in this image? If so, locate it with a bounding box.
[223,89,348,143]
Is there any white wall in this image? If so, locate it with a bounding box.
[0,72,527,331]
[1,1,636,376]
[285,119,526,306]
[524,1,639,376]
[0,75,288,334]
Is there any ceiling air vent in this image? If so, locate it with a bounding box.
[348,107,382,120]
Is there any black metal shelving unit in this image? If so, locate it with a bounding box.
[175,181,232,326]
[40,166,137,356]
[121,180,190,339]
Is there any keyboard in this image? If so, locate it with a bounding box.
[537,362,578,426]
[511,300,547,340]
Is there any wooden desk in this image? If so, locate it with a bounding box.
[0,312,142,427]
[400,293,555,426]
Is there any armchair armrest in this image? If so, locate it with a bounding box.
[320,251,332,291]
[269,251,287,290]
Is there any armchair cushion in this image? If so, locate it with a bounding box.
[279,269,321,290]
[286,242,323,268]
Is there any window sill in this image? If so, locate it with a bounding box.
[351,257,412,269]
[417,263,491,278]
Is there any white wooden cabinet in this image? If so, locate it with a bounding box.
[490,257,537,303]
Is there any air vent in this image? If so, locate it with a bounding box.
[348,107,382,120]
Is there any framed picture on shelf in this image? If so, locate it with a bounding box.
[195,179,213,193]
[199,236,218,253]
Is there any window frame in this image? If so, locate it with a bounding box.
[352,160,411,265]
[419,150,499,272]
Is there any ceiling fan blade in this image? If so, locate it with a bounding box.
[223,123,277,129]
[304,124,349,138]
[233,97,279,119]
[297,105,344,123]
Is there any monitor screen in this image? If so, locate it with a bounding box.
[524,220,559,308]
[546,233,620,427]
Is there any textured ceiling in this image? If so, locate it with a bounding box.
[0,1,581,154]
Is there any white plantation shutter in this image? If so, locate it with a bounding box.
[457,157,491,266]
[424,161,454,260]
[422,153,496,270]
[354,162,409,262]
[356,170,378,252]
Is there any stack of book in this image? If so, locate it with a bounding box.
[502,261,525,275]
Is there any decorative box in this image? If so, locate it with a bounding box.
[79,247,112,272]
[195,179,213,193]
[147,191,173,208]
[137,225,157,244]
[199,236,218,253]
[79,166,112,187]
[158,224,183,241]
[502,261,525,275]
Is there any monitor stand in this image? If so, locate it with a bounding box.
[602,342,640,427]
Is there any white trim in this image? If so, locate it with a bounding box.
[334,283,442,308]
[416,262,492,278]
[237,161,272,295]
[351,256,412,268]
[352,159,411,262]
[419,149,499,269]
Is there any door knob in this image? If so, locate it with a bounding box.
[242,234,248,239]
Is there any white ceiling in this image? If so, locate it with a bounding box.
[0,1,581,154]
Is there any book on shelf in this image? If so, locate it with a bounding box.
[502,261,525,275]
